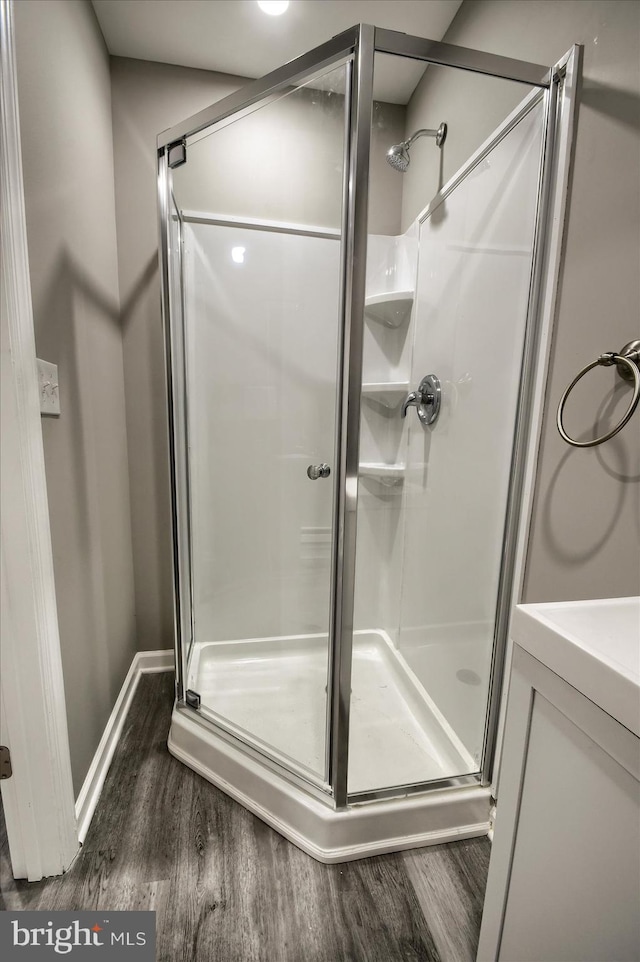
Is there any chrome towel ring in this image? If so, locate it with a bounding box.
[557,340,640,448]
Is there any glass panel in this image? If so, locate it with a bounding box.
[349,53,545,795]
[170,63,348,783]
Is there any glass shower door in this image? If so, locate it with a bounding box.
[167,63,349,785]
[348,50,547,797]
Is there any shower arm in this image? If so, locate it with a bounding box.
[404,123,447,149]
[406,128,438,146]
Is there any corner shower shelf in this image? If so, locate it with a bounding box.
[361,381,410,406]
[359,462,406,486]
[364,290,414,328]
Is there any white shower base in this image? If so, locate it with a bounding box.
[186,630,475,792]
[168,629,490,862]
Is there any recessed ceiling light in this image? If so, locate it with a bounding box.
[257,0,290,15]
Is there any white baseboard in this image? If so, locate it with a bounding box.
[75,649,173,844]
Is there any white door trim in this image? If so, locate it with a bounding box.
[0,0,79,880]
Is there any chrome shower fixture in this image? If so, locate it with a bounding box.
[386,123,448,172]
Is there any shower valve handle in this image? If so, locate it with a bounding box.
[307,463,331,480]
[401,391,420,415]
[401,374,442,426]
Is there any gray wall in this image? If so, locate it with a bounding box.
[171,80,405,234]
[14,0,137,793]
[400,67,536,230]
[403,0,640,602]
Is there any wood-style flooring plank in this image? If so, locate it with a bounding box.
[1,671,491,962]
[403,838,490,962]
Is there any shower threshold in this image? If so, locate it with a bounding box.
[168,630,491,862]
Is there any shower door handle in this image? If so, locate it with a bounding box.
[307,463,331,480]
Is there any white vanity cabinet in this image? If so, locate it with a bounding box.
[477,598,640,962]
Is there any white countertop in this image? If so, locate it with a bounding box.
[512,597,640,737]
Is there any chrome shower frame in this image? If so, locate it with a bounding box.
[157,25,581,812]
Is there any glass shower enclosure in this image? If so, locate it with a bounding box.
[158,24,578,860]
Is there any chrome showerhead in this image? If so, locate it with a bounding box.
[386,142,411,172]
[386,123,448,172]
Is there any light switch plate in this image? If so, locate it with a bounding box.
[37,358,60,416]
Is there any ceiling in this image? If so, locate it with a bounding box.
[91,0,464,104]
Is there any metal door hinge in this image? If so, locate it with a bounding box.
[168,138,187,169]
[0,746,12,779]
[488,797,497,842]
[185,689,201,709]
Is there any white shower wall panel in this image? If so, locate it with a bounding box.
[365,231,418,299]
[352,481,405,639]
[184,221,341,643]
[361,230,417,384]
[352,227,418,643]
[399,103,545,760]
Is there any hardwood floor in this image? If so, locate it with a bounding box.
[1,672,490,961]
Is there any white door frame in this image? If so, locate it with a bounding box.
[0,0,79,881]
